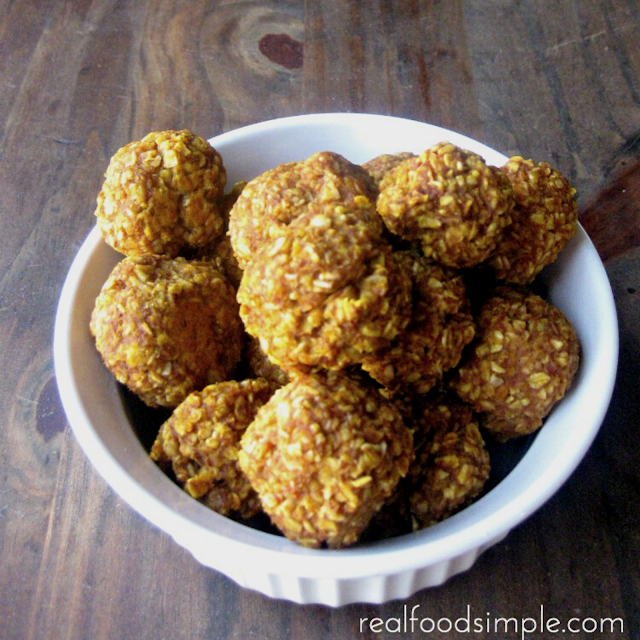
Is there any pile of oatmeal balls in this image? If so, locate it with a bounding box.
[90,129,580,548]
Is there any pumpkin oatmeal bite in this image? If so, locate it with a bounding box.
[366,392,490,537]
[237,197,411,372]
[228,150,378,268]
[406,394,490,529]
[361,250,475,395]
[238,371,414,548]
[450,286,580,440]
[488,156,578,284]
[151,378,277,519]
[362,152,416,186]
[90,255,244,408]
[377,142,514,268]
[189,228,243,289]
[95,129,227,258]
[240,336,290,387]
[188,181,248,289]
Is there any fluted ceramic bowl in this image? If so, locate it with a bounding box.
[54,113,618,606]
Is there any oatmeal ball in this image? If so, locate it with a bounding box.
[238,371,414,548]
[150,379,277,518]
[237,198,411,372]
[362,152,416,186]
[95,129,227,257]
[221,179,249,214]
[188,180,247,289]
[361,251,475,395]
[450,286,580,440]
[361,486,414,541]
[90,255,244,408]
[191,230,243,289]
[407,394,490,529]
[377,142,514,268]
[228,150,378,267]
[241,336,290,387]
[488,156,578,284]
[364,392,489,538]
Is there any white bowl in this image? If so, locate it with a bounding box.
[54,113,619,606]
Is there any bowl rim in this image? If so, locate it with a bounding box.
[54,113,619,580]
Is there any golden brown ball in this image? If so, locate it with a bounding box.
[90,255,244,408]
[450,286,580,440]
[362,152,417,186]
[237,197,411,372]
[361,251,475,394]
[150,378,277,518]
[377,142,514,268]
[240,336,290,387]
[488,156,578,284]
[407,394,490,528]
[228,150,378,268]
[238,371,414,548]
[95,130,227,257]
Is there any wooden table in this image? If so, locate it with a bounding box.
[1,1,638,638]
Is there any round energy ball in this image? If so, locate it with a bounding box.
[407,394,490,529]
[228,150,378,268]
[237,198,411,372]
[450,286,581,440]
[359,392,490,539]
[488,156,578,284]
[241,336,290,387]
[377,142,514,268]
[150,378,277,518]
[188,179,247,289]
[190,229,243,290]
[361,251,475,395]
[238,371,414,548]
[90,255,244,408]
[95,129,227,257]
[362,152,416,186]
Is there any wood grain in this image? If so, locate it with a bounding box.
[0,1,638,639]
